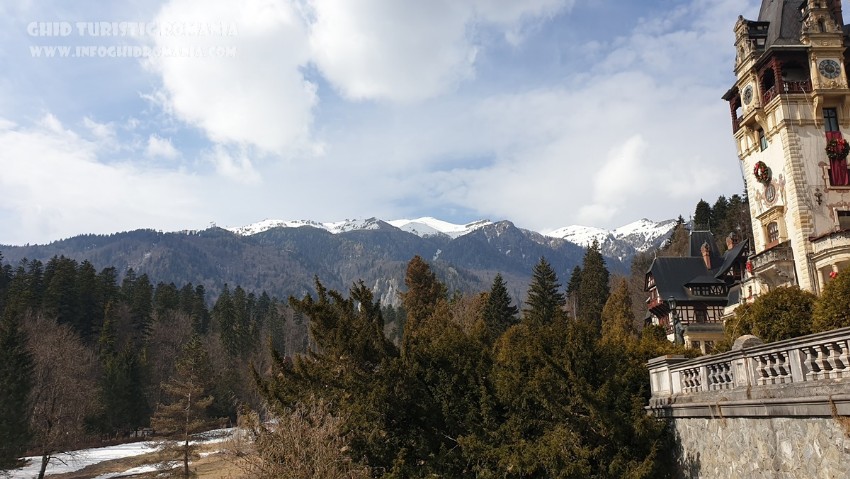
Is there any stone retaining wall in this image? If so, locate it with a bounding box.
[671,416,850,479]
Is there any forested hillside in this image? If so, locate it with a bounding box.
[0,221,607,309]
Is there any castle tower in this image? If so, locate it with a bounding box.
[723,0,850,297]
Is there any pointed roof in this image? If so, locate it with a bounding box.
[757,0,804,48]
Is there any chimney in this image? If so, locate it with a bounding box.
[726,232,739,251]
[701,241,712,270]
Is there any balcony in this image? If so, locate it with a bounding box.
[811,229,850,258]
[749,240,795,288]
[762,80,813,104]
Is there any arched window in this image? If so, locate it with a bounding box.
[767,222,780,244]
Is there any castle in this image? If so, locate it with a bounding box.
[646,0,850,349]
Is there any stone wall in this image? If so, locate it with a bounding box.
[671,416,850,479]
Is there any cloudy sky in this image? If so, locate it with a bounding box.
[0,0,768,245]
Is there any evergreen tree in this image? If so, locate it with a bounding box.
[0,313,33,470]
[43,256,80,331]
[213,285,239,356]
[400,256,447,344]
[566,265,582,318]
[711,195,729,237]
[75,260,100,342]
[661,217,690,257]
[600,277,637,343]
[152,282,180,320]
[575,240,610,328]
[482,273,518,342]
[522,257,565,325]
[95,347,150,436]
[812,271,850,332]
[128,274,153,340]
[151,336,215,478]
[693,199,711,230]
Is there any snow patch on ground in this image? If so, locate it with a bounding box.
[7,429,234,479]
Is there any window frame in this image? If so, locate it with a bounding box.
[824,108,840,132]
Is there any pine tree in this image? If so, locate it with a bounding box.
[693,199,711,230]
[400,256,447,343]
[812,272,850,332]
[482,273,518,342]
[151,336,215,478]
[566,265,582,318]
[661,217,690,257]
[213,285,239,356]
[0,313,33,470]
[523,257,565,325]
[711,195,729,238]
[575,240,610,329]
[600,278,636,343]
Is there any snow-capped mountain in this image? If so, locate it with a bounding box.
[545,219,677,253]
[226,216,676,261]
[226,217,493,239]
[544,218,678,262]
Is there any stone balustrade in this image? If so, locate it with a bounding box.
[647,326,850,418]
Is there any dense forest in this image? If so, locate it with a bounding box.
[0,194,758,478]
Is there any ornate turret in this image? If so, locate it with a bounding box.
[724,0,850,300]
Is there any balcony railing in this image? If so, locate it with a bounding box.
[749,240,793,270]
[761,80,812,105]
[648,326,850,400]
[811,229,850,256]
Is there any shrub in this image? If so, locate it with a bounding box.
[813,271,850,332]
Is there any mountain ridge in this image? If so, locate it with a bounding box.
[0,217,676,307]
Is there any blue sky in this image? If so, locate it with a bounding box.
[0,0,768,245]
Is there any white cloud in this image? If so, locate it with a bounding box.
[145,134,179,159]
[83,117,116,142]
[0,115,202,245]
[146,0,316,155]
[306,0,573,102]
[206,145,261,184]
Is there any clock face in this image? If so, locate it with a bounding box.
[742,85,753,105]
[819,59,841,79]
[765,184,776,204]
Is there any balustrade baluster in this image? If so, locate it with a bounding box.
[838,340,850,378]
[816,345,832,379]
[804,346,818,381]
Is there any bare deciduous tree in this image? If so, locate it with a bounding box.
[24,315,97,479]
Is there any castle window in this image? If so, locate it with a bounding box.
[824,108,839,132]
[759,129,768,150]
[767,222,780,244]
[839,211,850,230]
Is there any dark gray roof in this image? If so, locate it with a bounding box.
[714,239,749,278]
[647,257,711,302]
[726,284,743,307]
[758,0,804,48]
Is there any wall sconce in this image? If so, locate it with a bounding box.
[814,188,823,206]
